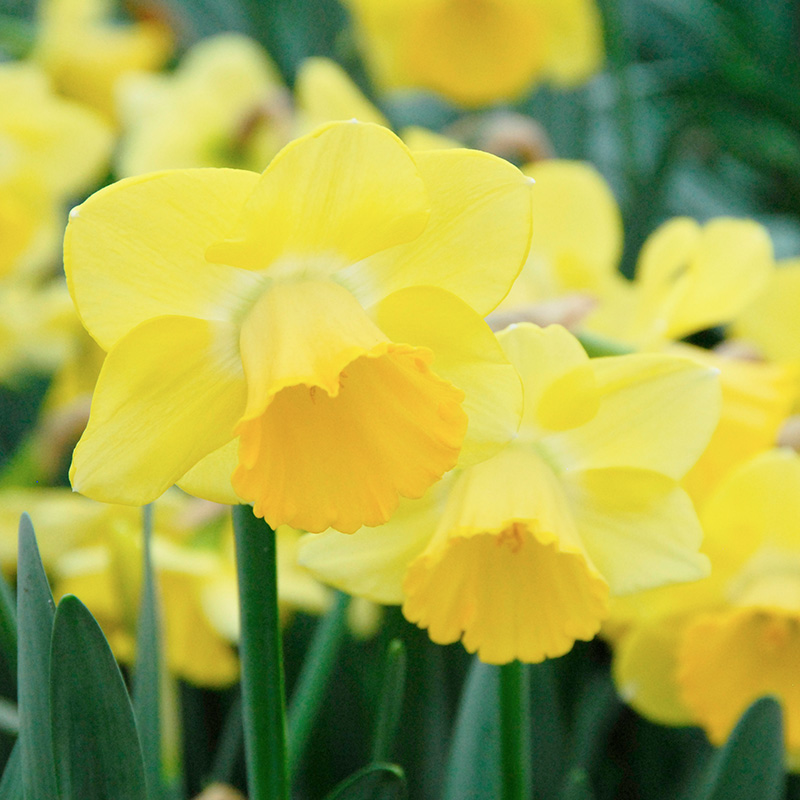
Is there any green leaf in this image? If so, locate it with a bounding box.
[50,595,147,800]
[371,639,407,764]
[530,659,567,798]
[323,763,407,800]
[16,513,58,800]
[0,567,17,690]
[695,696,785,800]
[442,659,500,800]
[132,505,164,800]
[0,741,22,800]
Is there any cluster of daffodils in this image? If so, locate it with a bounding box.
[6,0,800,769]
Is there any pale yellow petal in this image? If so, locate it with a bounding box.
[549,353,721,479]
[342,148,533,316]
[612,618,695,726]
[71,317,247,505]
[298,489,445,604]
[206,121,429,271]
[65,168,262,350]
[177,440,241,506]
[541,0,605,85]
[372,286,522,465]
[566,468,709,595]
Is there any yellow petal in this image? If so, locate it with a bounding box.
[403,524,608,664]
[510,159,622,301]
[294,56,389,129]
[400,126,461,151]
[733,259,800,362]
[298,489,445,604]
[206,121,429,271]
[612,617,695,726]
[634,217,774,343]
[566,468,709,595]
[679,345,797,505]
[65,168,262,350]
[549,353,721,480]
[497,323,593,437]
[71,316,247,505]
[372,286,522,465]
[342,148,533,316]
[177,440,241,505]
[540,0,605,86]
[679,608,800,750]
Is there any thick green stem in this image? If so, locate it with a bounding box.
[232,506,289,800]
[500,661,531,800]
[287,591,350,778]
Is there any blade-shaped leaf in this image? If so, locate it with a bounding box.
[441,659,500,800]
[16,513,57,800]
[50,595,147,800]
[0,741,22,800]
[371,639,407,764]
[324,763,407,800]
[695,696,785,800]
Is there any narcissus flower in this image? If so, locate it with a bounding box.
[117,34,290,176]
[586,217,774,350]
[300,323,720,663]
[0,62,112,278]
[66,121,532,533]
[34,0,171,119]
[610,449,800,763]
[344,0,604,107]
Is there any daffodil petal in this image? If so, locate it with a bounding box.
[550,353,721,479]
[177,439,241,505]
[372,286,522,465]
[65,168,262,350]
[612,618,695,726]
[206,121,429,270]
[343,148,533,316]
[497,323,594,436]
[295,56,389,129]
[566,468,709,595]
[71,316,247,505]
[679,608,800,750]
[298,490,444,604]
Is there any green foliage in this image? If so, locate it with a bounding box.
[323,763,407,800]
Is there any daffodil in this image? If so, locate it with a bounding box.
[34,0,171,120]
[66,121,532,533]
[300,323,720,663]
[586,217,774,351]
[344,0,604,107]
[610,449,800,764]
[0,62,112,278]
[117,34,290,177]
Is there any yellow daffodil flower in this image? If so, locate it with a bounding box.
[300,323,720,663]
[344,0,604,107]
[117,33,290,176]
[586,217,774,351]
[66,121,532,533]
[610,449,800,763]
[0,62,112,278]
[34,0,172,120]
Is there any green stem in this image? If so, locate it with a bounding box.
[232,506,289,800]
[287,591,350,778]
[500,661,531,800]
[370,639,407,764]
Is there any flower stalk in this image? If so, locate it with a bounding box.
[232,505,289,800]
[500,660,532,800]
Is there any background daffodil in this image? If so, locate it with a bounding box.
[300,323,721,663]
[66,121,532,533]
